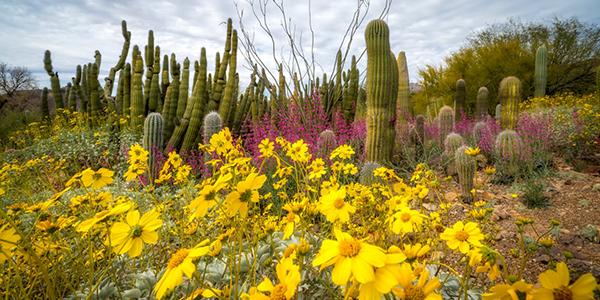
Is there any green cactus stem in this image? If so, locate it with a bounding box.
[143,113,163,182]
[438,105,454,146]
[181,48,208,152]
[495,129,523,177]
[534,45,547,98]
[203,111,223,144]
[43,50,64,109]
[41,87,49,118]
[475,87,489,119]
[499,76,521,130]
[130,58,145,128]
[454,79,466,120]
[444,132,464,175]
[455,145,476,203]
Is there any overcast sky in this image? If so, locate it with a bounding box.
[1,0,598,89]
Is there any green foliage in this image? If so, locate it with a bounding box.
[365,19,398,163]
[522,179,549,208]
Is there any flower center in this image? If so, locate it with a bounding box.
[240,190,252,202]
[455,230,470,242]
[553,286,573,300]
[270,284,287,300]
[338,239,361,257]
[401,212,412,222]
[167,249,190,269]
[334,198,345,209]
[403,286,426,300]
[131,225,143,238]
[286,212,296,222]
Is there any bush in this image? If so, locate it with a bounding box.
[521,179,549,208]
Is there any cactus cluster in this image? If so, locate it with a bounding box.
[455,145,476,203]
[364,19,398,163]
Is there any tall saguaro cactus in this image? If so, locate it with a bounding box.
[364,19,398,163]
[534,45,547,98]
[454,79,466,120]
[499,76,521,129]
[43,50,64,110]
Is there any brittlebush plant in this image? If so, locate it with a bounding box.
[0,126,597,299]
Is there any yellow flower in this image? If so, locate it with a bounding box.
[0,223,20,264]
[110,209,163,257]
[285,139,311,163]
[330,144,355,160]
[465,147,481,156]
[484,166,496,175]
[81,167,114,189]
[308,158,326,180]
[483,280,533,300]
[392,263,442,300]
[312,229,386,285]
[282,211,299,240]
[531,262,597,299]
[225,172,267,217]
[318,186,356,223]
[76,202,134,233]
[402,243,431,260]
[440,221,484,254]
[187,173,232,220]
[153,240,212,300]
[258,138,274,158]
[389,206,425,235]
[249,257,301,300]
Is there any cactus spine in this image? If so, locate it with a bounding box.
[181,48,208,152]
[534,45,547,98]
[499,76,521,129]
[475,87,489,119]
[43,50,64,109]
[364,19,397,163]
[143,113,163,182]
[41,87,49,118]
[454,79,466,120]
[130,58,144,128]
[203,111,223,144]
[438,105,454,146]
[455,145,476,203]
[495,129,523,177]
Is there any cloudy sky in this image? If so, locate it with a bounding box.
[1,0,598,89]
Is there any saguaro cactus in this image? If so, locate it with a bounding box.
[455,145,476,203]
[203,111,222,144]
[475,87,489,119]
[176,58,190,120]
[495,129,523,177]
[396,51,411,119]
[534,45,547,98]
[143,113,164,182]
[364,19,398,163]
[122,63,131,117]
[499,76,521,129]
[454,79,466,120]
[43,50,64,109]
[438,105,454,146]
[162,54,180,144]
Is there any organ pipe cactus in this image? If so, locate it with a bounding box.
[455,145,476,203]
[41,87,49,118]
[342,56,359,122]
[162,54,180,144]
[67,80,77,111]
[75,65,87,113]
[475,87,489,119]
[181,48,208,152]
[144,30,155,113]
[89,63,100,126]
[143,113,163,182]
[43,50,64,109]
[454,79,466,120]
[122,63,131,117]
[444,133,464,175]
[176,58,190,120]
[209,18,233,112]
[203,111,222,144]
[495,129,523,177]
[130,58,144,128]
[219,29,238,126]
[149,47,161,112]
[534,45,547,98]
[364,19,397,163]
[499,76,521,129]
[438,105,454,146]
[161,54,170,102]
[104,20,131,101]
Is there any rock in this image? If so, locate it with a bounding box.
[568,259,595,277]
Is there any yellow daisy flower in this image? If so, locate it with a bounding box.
[531,262,597,300]
[225,172,266,217]
[482,280,533,300]
[392,263,442,300]
[0,223,20,264]
[389,206,425,235]
[258,138,274,158]
[440,221,484,254]
[318,186,356,223]
[110,209,163,257]
[187,173,232,220]
[80,167,114,189]
[248,257,301,300]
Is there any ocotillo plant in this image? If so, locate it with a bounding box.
[364,19,398,163]
[455,145,476,203]
[454,79,466,120]
[41,87,49,118]
[444,133,464,175]
[499,76,521,129]
[203,111,222,144]
[495,129,523,178]
[475,87,489,119]
[43,50,64,110]
[438,105,454,146]
[143,113,163,182]
[534,45,547,98]
[359,161,382,185]
[318,129,337,158]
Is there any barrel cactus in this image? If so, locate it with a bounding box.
[438,106,454,146]
[472,121,487,145]
[475,87,489,119]
[495,129,523,177]
[143,113,164,182]
[444,133,464,175]
[364,19,398,163]
[318,129,337,158]
[455,145,476,203]
[203,111,222,145]
[534,45,547,98]
[359,161,382,186]
[454,79,466,120]
[499,76,521,130]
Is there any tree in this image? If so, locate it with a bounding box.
[0,62,37,111]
